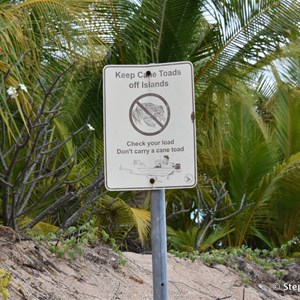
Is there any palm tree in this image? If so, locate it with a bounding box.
[0,0,106,228]
[1,0,107,132]
[1,0,300,250]
[83,0,300,249]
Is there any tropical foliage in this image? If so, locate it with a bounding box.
[1,0,300,253]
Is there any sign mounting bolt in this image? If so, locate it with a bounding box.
[191,112,195,122]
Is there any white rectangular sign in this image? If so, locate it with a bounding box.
[103,61,197,190]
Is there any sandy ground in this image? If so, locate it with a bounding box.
[1,237,300,300]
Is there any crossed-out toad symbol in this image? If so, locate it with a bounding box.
[129,93,170,136]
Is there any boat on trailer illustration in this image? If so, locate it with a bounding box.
[120,156,181,179]
[138,163,181,178]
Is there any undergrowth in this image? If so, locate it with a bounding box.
[170,237,300,281]
[27,220,127,265]
[0,268,11,300]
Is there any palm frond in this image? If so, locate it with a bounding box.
[0,0,106,139]
[199,224,234,252]
[195,0,300,95]
[234,152,300,246]
[155,0,204,62]
[97,195,151,245]
[227,97,278,200]
[167,226,197,252]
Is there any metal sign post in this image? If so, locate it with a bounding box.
[103,62,197,300]
[150,189,168,300]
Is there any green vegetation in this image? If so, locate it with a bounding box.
[26,220,99,259]
[46,220,98,259]
[1,0,300,258]
[170,237,300,284]
[0,268,11,300]
[27,220,127,266]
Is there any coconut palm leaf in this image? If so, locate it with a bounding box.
[262,59,300,160]
[227,98,278,200]
[233,152,300,247]
[96,195,151,245]
[195,0,300,96]
[272,87,300,159]
[167,226,198,253]
[153,0,204,62]
[0,0,106,138]
[167,224,234,253]
[199,224,235,252]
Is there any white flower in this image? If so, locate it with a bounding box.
[87,123,95,131]
[19,83,28,93]
[7,86,18,97]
